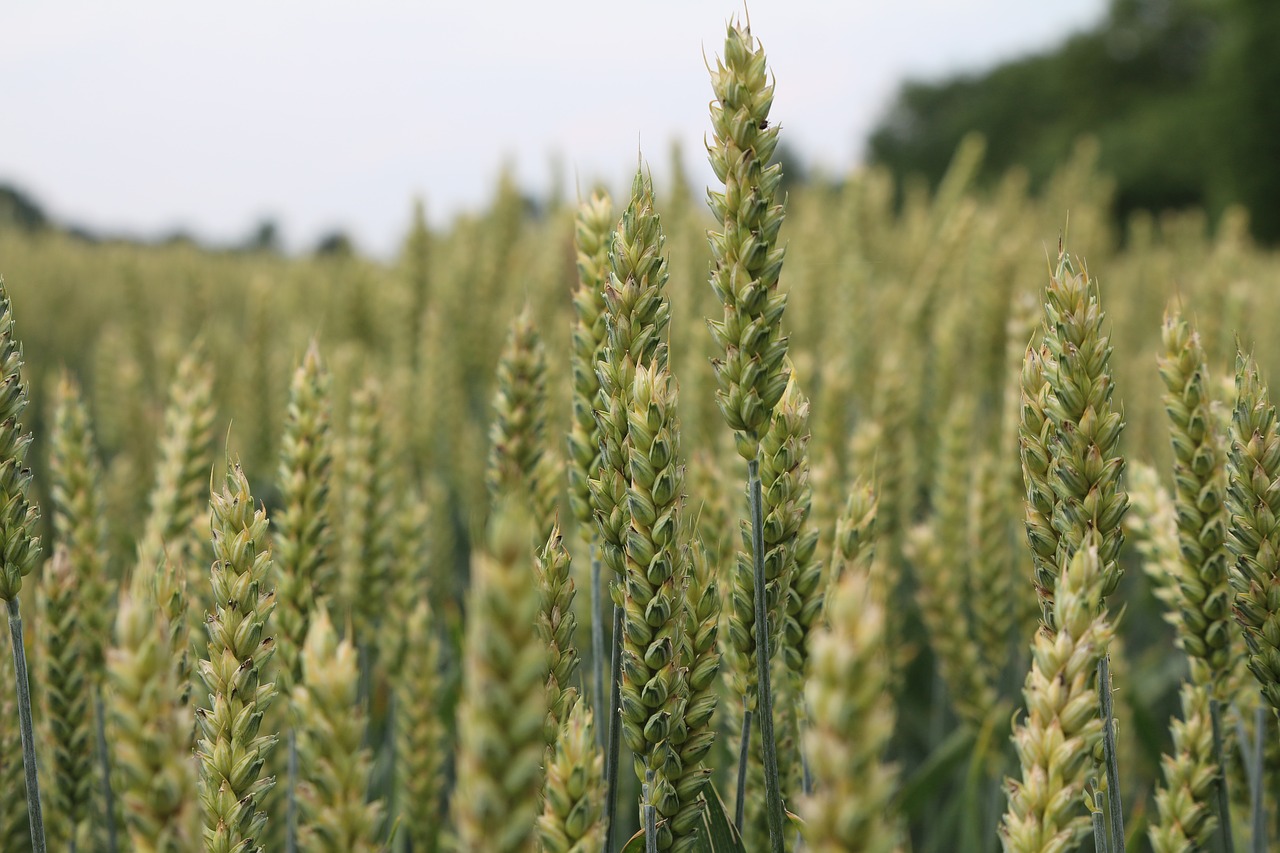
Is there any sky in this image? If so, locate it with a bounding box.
[2,1,1108,257]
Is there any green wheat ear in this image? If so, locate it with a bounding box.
[488,307,558,531]
[47,370,111,678]
[537,697,606,853]
[1225,350,1280,711]
[451,497,546,853]
[1000,546,1115,853]
[273,340,335,693]
[536,524,580,745]
[706,18,790,461]
[0,285,40,603]
[568,191,614,535]
[396,600,447,853]
[195,461,278,853]
[293,605,382,852]
[801,554,899,853]
[37,547,94,851]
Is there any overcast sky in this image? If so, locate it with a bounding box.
[3,1,1107,256]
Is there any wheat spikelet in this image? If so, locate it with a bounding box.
[568,191,613,535]
[194,462,278,853]
[619,362,695,850]
[37,548,94,851]
[1126,462,1186,635]
[1158,312,1234,690]
[1225,351,1280,711]
[1148,682,1219,853]
[591,169,671,586]
[488,307,558,530]
[136,347,216,574]
[1000,547,1115,853]
[0,627,30,852]
[337,378,394,649]
[668,538,721,851]
[395,600,446,853]
[451,500,546,853]
[969,448,1021,693]
[536,524,580,744]
[0,281,40,603]
[537,697,607,853]
[293,606,381,852]
[801,567,899,853]
[47,371,112,678]
[726,377,812,708]
[107,577,198,852]
[1040,253,1128,614]
[706,18,790,461]
[272,341,334,693]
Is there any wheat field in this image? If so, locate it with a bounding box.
[2,17,1280,853]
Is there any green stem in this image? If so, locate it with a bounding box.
[7,597,46,853]
[603,603,623,853]
[94,687,119,853]
[734,708,752,832]
[748,459,785,853]
[644,769,657,853]
[591,545,604,751]
[1098,656,1125,852]
[1091,791,1109,853]
[797,703,813,797]
[794,700,811,850]
[286,727,298,853]
[1252,706,1267,853]
[1209,698,1235,853]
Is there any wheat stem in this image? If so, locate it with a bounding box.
[603,602,623,853]
[1251,707,1266,853]
[734,709,752,832]
[591,549,604,750]
[644,768,657,853]
[750,460,786,853]
[1091,792,1109,853]
[1209,698,1235,853]
[7,599,44,853]
[1098,656,1125,852]
[93,688,118,853]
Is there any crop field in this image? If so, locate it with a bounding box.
[3,16,1280,853]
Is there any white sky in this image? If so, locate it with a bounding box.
[2,1,1107,256]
